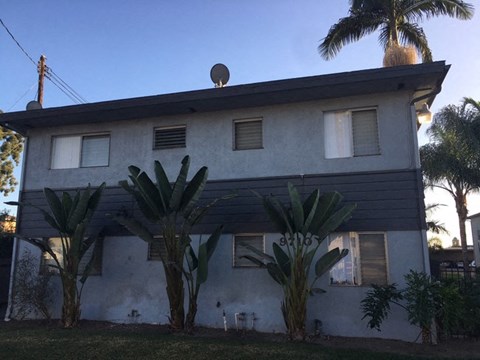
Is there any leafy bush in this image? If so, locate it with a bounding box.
[13,249,53,320]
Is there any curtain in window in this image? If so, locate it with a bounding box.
[81,135,110,167]
[51,136,81,169]
[324,111,352,158]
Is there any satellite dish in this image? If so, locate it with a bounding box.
[210,63,230,88]
[26,101,42,110]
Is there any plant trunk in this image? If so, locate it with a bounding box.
[185,293,198,334]
[61,275,80,328]
[164,265,185,331]
[282,259,308,341]
[421,326,432,344]
[455,191,470,274]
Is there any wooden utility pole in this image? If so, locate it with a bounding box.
[37,55,46,106]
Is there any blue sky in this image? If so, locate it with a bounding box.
[1,1,480,245]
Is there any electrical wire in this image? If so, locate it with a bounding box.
[0,17,36,66]
[7,82,37,111]
[47,68,87,103]
[1,17,87,105]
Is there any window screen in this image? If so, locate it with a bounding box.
[234,119,263,150]
[148,237,167,261]
[358,233,387,285]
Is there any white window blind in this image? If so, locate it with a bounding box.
[352,110,380,156]
[324,111,352,158]
[329,232,387,286]
[233,234,264,267]
[234,119,263,150]
[154,126,186,150]
[51,136,82,169]
[324,109,380,158]
[81,135,110,167]
[51,134,110,169]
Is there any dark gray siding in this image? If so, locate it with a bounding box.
[16,169,426,238]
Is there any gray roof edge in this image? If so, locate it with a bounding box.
[2,61,448,118]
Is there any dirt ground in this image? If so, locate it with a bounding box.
[2,320,480,359]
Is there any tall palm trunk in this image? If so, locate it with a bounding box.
[455,190,470,273]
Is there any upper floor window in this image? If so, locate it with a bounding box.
[51,134,110,169]
[153,125,186,150]
[324,109,380,159]
[234,118,263,150]
[328,232,387,286]
[233,234,264,267]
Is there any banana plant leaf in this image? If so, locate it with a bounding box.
[315,248,349,278]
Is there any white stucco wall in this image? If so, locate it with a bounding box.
[12,230,425,341]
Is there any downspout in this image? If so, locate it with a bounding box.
[4,135,29,321]
[409,86,442,275]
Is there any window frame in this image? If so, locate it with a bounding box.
[50,133,111,169]
[324,107,380,159]
[152,125,187,150]
[233,117,263,151]
[233,233,265,268]
[328,231,388,287]
[147,236,168,261]
[40,237,103,276]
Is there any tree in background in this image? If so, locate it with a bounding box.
[420,100,480,270]
[0,126,23,196]
[425,203,449,236]
[318,0,474,66]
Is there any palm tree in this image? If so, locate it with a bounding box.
[420,100,480,270]
[319,0,474,65]
[425,203,449,235]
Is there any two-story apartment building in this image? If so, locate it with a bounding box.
[1,61,449,341]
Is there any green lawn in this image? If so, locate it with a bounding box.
[0,325,429,360]
[1,323,476,360]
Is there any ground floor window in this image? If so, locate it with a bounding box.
[40,237,103,275]
[233,234,264,267]
[328,232,387,286]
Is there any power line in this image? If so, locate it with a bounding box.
[0,17,36,66]
[47,68,88,103]
[7,82,37,111]
[1,17,88,105]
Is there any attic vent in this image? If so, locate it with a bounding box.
[154,125,186,150]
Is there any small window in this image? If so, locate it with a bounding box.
[233,234,264,267]
[154,126,186,150]
[328,232,387,286]
[148,237,167,261]
[41,237,103,275]
[51,134,110,169]
[234,118,263,150]
[324,109,380,159]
